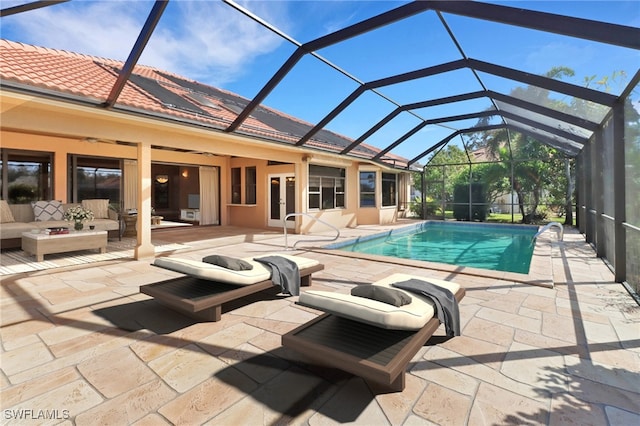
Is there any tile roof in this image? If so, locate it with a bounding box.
[0,39,409,168]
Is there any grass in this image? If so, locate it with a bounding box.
[486,212,575,226]
[424,210,575,226]
[420,205,577,226]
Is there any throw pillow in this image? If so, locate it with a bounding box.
[82,199,109,219]
[31,200,64,221]
[0,200,15,223]
[351,285,412,307]
[202,255,253,271]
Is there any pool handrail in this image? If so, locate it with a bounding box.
[283,212,340,250]
[533,222,563,241]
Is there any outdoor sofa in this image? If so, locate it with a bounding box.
[0,199,120,249]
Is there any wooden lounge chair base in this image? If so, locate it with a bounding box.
[282,287,465,392]
[141,263,324,322]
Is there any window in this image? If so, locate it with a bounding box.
[1,149,52,202]
[153,174,169,209]
[309,165,345,210]
[231,166,256,205]
[69,156,122,206]
[360,171,376,207]
[245,166,256,205]
[231,167,241,204]
[308,176,320,209]
[382,173,397,207]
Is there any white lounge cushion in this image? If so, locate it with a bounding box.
[154,254,320,286]
[298,273,460,331]
[260,254,320,270]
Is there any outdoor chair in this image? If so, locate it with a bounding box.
[282,273,465,391]
[141,254,324,321]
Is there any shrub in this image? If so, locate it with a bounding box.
[8,184,36,203]
[410,196,440,218]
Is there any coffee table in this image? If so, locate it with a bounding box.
[21,230,108,262]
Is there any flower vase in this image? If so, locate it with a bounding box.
[74,221,84,231]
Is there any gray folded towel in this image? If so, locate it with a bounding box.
[392,279,460,337]
[254,256,300,296]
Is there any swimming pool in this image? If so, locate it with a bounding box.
[326,221,537,274]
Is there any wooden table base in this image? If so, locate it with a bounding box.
[21,231,108,262]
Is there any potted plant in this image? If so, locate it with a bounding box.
[64,205,95,231]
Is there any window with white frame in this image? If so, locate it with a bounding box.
[308,165,345,210]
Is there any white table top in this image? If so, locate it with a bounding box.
[22,230,107,240]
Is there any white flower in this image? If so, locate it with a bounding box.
[63,205,94,222]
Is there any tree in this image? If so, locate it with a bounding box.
[467,68,629,224]
[412,145,468,217]
[478,130,561,223]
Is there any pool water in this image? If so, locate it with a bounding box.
[330,222,537,274]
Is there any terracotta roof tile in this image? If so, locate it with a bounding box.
[1,39,408,167]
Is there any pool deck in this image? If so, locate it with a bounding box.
[1,222,639,425]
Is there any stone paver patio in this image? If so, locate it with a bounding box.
[1,224,639,425]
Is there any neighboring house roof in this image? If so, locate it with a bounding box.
[0,39,410,169]
[471,147,494,162]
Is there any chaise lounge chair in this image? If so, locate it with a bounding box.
[282,273,465,392]
[141,254,324,321]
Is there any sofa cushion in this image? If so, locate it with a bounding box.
[7,204,35,223]
[31,200,64,221]
[0,222,36,239]
[82,199,109,219]
[0,200,15,223]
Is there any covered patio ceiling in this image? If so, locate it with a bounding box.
[2,0,639,168]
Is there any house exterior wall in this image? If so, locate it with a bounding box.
[228,157,263,228]
[1,91,411,242]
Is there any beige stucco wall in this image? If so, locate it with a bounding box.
[227,158,299,229]
[1,91,410,245]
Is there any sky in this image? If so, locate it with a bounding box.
[1,0,639,160]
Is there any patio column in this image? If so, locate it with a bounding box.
[594,129,605,257]
[134,141,154,259]
[612,101,626,282]
[294,160,308,233]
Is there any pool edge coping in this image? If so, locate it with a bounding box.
[316,221,555,288]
